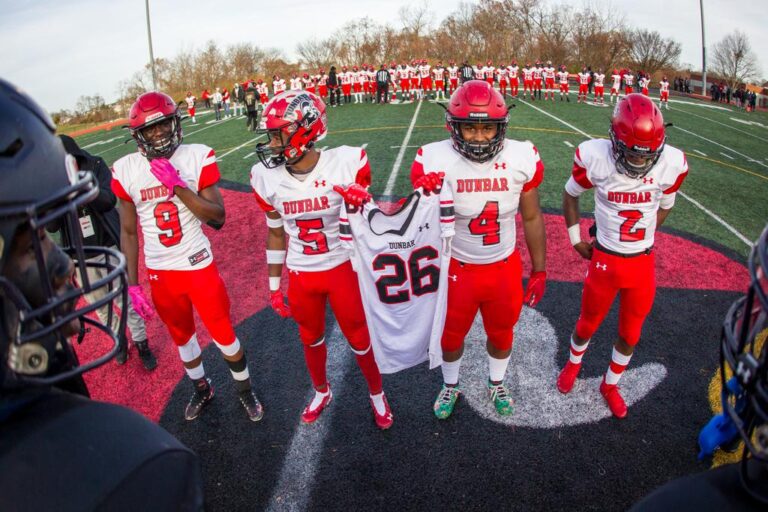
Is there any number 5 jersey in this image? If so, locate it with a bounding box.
[111,144,220,270]
[340,188,455,373]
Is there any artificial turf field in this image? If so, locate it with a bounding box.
[74,92,767,511]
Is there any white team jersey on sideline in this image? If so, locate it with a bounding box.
[340,188,455,372]
[112,144,217,271]
[412,139,543,264]
[250,146,371,272]
[565,139,688,253]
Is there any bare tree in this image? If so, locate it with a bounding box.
[629,30,681,74]
[297,37,339,70]
[711,30,761,89]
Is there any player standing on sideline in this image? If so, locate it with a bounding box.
[532,61,543,100]
[659,76,670,110]
[610,69,622,103]
[522,63,534,100]
[640,73,650,96]
[290,74,302,91]
[433,61,446,100]
[558,65,570,102]
[593,68,606,105]
[556,94,688,418]
[508,60,520,98]
[113,91,264,422]
[419,60,432,100]
[397,63,411,102]
[185,92,197,123]
[623,68,635,94]
[250,91,393,429]
[410,80,547,420]
[577,67,590,103]
[544,61,556,101]
[447,60,460,92]
[316,69,328,99]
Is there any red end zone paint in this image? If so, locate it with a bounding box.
[79,191,748,420]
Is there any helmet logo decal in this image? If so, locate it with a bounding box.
[145,111,164,122]
[468,112,489,118]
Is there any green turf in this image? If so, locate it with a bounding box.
[76,93,767,257]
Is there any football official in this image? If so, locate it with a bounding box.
[376,64,391,104]
[0,78,204,511]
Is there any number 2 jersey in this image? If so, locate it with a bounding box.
[340,188,455,373]
[411,138,544,264]
[249,145,371,271]
[111,144,219,271]
[565,138,688,253]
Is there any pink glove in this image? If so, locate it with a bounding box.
[270,290,292,318]
[523,271,547,308]
[149,158,187,197]
[128,285,155,321]
[413,171,445,195]
[332,184,372,207]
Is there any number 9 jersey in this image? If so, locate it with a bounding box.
[111,144,219,270]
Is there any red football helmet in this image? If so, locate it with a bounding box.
[445,80,509,163]
[610,93,666,178]
[255,91,327,169]
[128,91,182,159]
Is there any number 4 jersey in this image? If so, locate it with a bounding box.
[340,188,455,373]
[565,138,688,253]
[111,144,219,270]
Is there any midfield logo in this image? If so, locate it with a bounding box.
[314,180,326,188]
[494,162,507,170]
[642,177,654,184]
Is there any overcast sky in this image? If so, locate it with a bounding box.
[0,0,764,113]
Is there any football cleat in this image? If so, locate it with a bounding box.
[239,389,264,422]
[185,378,214,421]
[301,386,333,424]
[600,379,628,418]
[135,339,157,371]
[557,361,582,394]
[487,381,515,416]
[433,384,461,420]
[115,340,128,365]
[371,393,394,430]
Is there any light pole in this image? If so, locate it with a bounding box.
[145,0,158,90]
[700,0,707,96]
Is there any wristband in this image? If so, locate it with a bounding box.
[266,215,283,228]
[269,276,281,291]
[266,249,286,264]
[568,224,581,246]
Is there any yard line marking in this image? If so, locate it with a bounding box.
[673,125,768,170]
[563,141,574,148]
[389,145,419,149]
[184,116,236,138]
[82,136,122,149]
[318,146,328,151]
[693,149,707,157]
[515,96,752,248]
[385,100,423,196]
[669,106,768,143]
[361,143,368,149]
[217,135,262,161]
[719,152,735,160]
[93,139,131,156]
[243,151,255,159]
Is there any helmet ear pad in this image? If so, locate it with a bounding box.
[445,80,509,163]
[610,94,666,178]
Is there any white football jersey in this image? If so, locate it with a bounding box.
[660,80,670,92]
[290,78,302,90]
[594,73,605,87]
[340,188,455,373]
[578,72,590,85]
[565,139,688,253]
[508,65,519,79]
[611,74,622,89]
[624,74,634,86]
[111,144,218,271]
[558,71,569,84]
[250,146,371,272]
[412,139,543,265]
[447,66,459,79]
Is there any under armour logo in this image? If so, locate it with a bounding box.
[643,177,654,184]
[149,274,159,281]
[419,223,430,232]
[595,262,607,271]
[448,274,457,282]
[494,162,507,170]
[314,180,326,188]
[290,269,300,275]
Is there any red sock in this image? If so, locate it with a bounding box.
[354,348,383,395]
[303,340,328,391]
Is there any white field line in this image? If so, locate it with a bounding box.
[669,106,768,143]
[563,141,574,148]
[384,99,423,196]
[515,96,752,248]
[217,135,263,161]
[243,151,255,159]
[719,152,735,160]
[673,125,768,170]
[318,146,328,151]
[693,149,707,157]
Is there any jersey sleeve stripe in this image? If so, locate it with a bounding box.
[571,151,593,189]
[410,147,425,188]
[522,160,544,192]
[663,169,688,194]
[252,190,275,212]
[110,174,132,203]
[198,162,221,190]
[355,148,372,187]
[202,149,216,167]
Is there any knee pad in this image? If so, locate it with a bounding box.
[215,337,241,357]
[178,334,202,362]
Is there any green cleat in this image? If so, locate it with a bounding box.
[488,381,515,416]
[433,384,461,420]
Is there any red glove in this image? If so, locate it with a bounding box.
[413,171,445,195]
[332,183,372,207]
[149,158,187,197]
[270,290,292,318]
[128,285,155,321]
[523,271,546,308]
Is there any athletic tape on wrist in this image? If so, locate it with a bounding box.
[568,224,581,246]
[266,249,286,264]
[269,276,281,291]
[266,215,283,228]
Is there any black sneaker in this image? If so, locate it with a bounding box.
[185,378,214,421]
[135,340,157,371]
[239,389,264,422]
[115,341,128,365]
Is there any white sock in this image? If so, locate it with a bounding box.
[309,387,331,409]
[488,354,511,382]
[370,392,386,415]
[569,336,590,364]
[605,348,632,385]
[185,362,205,380]
[441,358,462,385]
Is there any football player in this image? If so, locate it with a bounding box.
[557,65,570,102]
[557,94,688,418]
[659,76,670,110]
[113,92,263,422]
[411,80,547,419]
[185,91,196,123]
[508,60,520,98]
[0,79,204,510]
[593,68,606,105]
[250,91,393,430]
[577,67,590,103]
[610,69,622,103]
